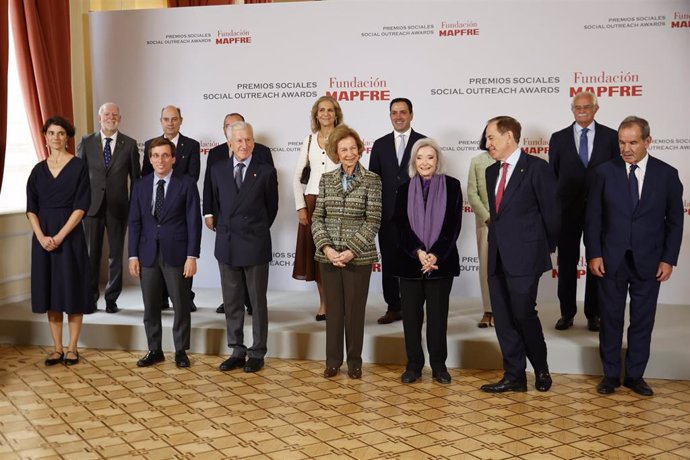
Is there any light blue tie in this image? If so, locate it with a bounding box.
[579,128,589,167]
[397,134,406,165]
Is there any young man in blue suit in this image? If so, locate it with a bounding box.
[549,91,619,332]
[209,121,278,374]
[369,98,426,324]
[128,138,202,368]
[143,105,201,312]
[481,116,561,393]
[585,116,683,396]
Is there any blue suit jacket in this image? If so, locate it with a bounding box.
[128,173,202,267]
[585,156,683,278]
[369,129,426,221]
[486,151,561,276]
[210,157,278,267]
[142,133,201,181]
[203,142,273,216]
[548,121,619,215]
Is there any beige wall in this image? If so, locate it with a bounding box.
[0,213,33,304]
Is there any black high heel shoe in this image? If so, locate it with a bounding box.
[45,351,64,366]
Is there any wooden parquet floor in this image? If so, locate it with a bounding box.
[0,345,689,459]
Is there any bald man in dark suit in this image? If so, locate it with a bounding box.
[77,102,141,313]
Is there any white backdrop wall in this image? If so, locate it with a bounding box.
[89,0,690,303]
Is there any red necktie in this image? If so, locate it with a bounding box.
[495,162,509,211]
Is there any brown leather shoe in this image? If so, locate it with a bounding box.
[323,367,339,378]
[377,311,402,324]
[347,367,362,379]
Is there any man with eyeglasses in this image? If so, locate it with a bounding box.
[548,91,619,332]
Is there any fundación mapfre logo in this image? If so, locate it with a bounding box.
[569,70,643,98]
[671,11,690,28]
[216,28,252,45]
[438,19,479,37]
[325,76,391,102]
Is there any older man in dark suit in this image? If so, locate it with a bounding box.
[549,91,619,332]
[77,102,141,313]
[585,116,683,396]
[369,97,426,324]
[203,112,274,315]
[209,121,278,374]
[481,116,561,393]
[143,105,201,311]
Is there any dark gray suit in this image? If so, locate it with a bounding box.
[77,131,141,306]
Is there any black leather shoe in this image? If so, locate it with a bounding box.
[377,311,402,324]
[246,306,253,316]
[347,367,362,379]
[137,350,164,367]
[45,351,64,366]
[587,316,600,332]
[624,377,653,396]
[175,351,190,368]
[432,370,452,384]
[555,316,573,330]
[596,377,621,394]
[324,367,339,378]
[244,358,264,373]
[105,301,119,314]
[219,356,245,371]
[216,304,225,314]
[535,369,552,392]
[190,301,197,312]
[401,370,421,383]
[481,378,527,393]
[315,314,326,322]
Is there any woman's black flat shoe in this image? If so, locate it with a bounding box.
[64,350,80,366]
[45,351,64,366]
[315,314,326,321]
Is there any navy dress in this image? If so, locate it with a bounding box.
[27,158,94,314]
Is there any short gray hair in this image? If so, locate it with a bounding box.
[226,121,254,140]
[407,138,445,178]
[571,91,598,108]
[619,115,650,139]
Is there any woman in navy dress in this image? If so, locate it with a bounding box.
[26,116,93,366]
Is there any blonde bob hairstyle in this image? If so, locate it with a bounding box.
[325,124,364,164]
[310,95,344,133]
[407,138,446,178]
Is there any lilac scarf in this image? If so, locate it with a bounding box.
[407,174,447,250]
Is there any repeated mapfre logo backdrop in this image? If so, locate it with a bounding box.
[90,0,690,303]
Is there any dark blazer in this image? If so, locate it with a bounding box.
[202,142,273,216]
[369,129,426,221]
[585,156,683,279]
[548,121,618,215]
[392,175,463,279]
[142,133,201,181]
[210,158,278,267]
[128,174,202,267]
[486,152,561,276]
[77,131,141,219]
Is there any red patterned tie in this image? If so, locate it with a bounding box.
[495,162,509,211]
